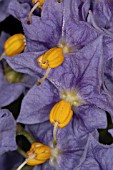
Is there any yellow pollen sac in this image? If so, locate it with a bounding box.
[50,100,73,128]
[26,143,51,166]
[16,142,51,170]
[27,0,45,24]
[37,47,64,69]
[49,100,73,147]
[3,34,26,57]
[36,47,64,85]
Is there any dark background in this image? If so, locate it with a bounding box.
[0,16,23,35]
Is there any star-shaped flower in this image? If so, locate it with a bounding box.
[20,115,99,170]
[16,37,108,134]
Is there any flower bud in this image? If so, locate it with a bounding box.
[50,100,73,128]
[5,71,23,83]
[4,34,26,57]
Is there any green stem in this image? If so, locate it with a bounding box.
[17,147,26,158]
[16,124,36,144]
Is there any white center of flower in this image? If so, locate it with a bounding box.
[58,40,72,54]
[60,89,84,107]
[49,146,60,167]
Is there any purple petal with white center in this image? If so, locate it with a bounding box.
[68,36,113,121]
[26,116,98,170]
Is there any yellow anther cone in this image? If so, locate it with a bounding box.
[4,34,26,57]
[36,47,64,85]
[26,142,50,166]
[50,100,73,128]
[16,142,51,170]
[37,47,64,69]
[49,100,73,147]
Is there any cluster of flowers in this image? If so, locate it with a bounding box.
[1,0,113,169]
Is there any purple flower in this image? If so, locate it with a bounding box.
[3,0,113,83]
[24,115,98,170]
[2,5,101,84]
[15,37,109,131]
[0,109,17,155]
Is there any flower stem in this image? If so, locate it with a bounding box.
[17,147,26,158]
[16,124,36,144]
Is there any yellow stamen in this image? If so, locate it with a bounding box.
[50,100,73,128]
[27,0,45,24]
[36,47,64,85]
[40,47,64,68]
[16,142,51,170]
[2,34,26,58]
[50,100,73,146]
